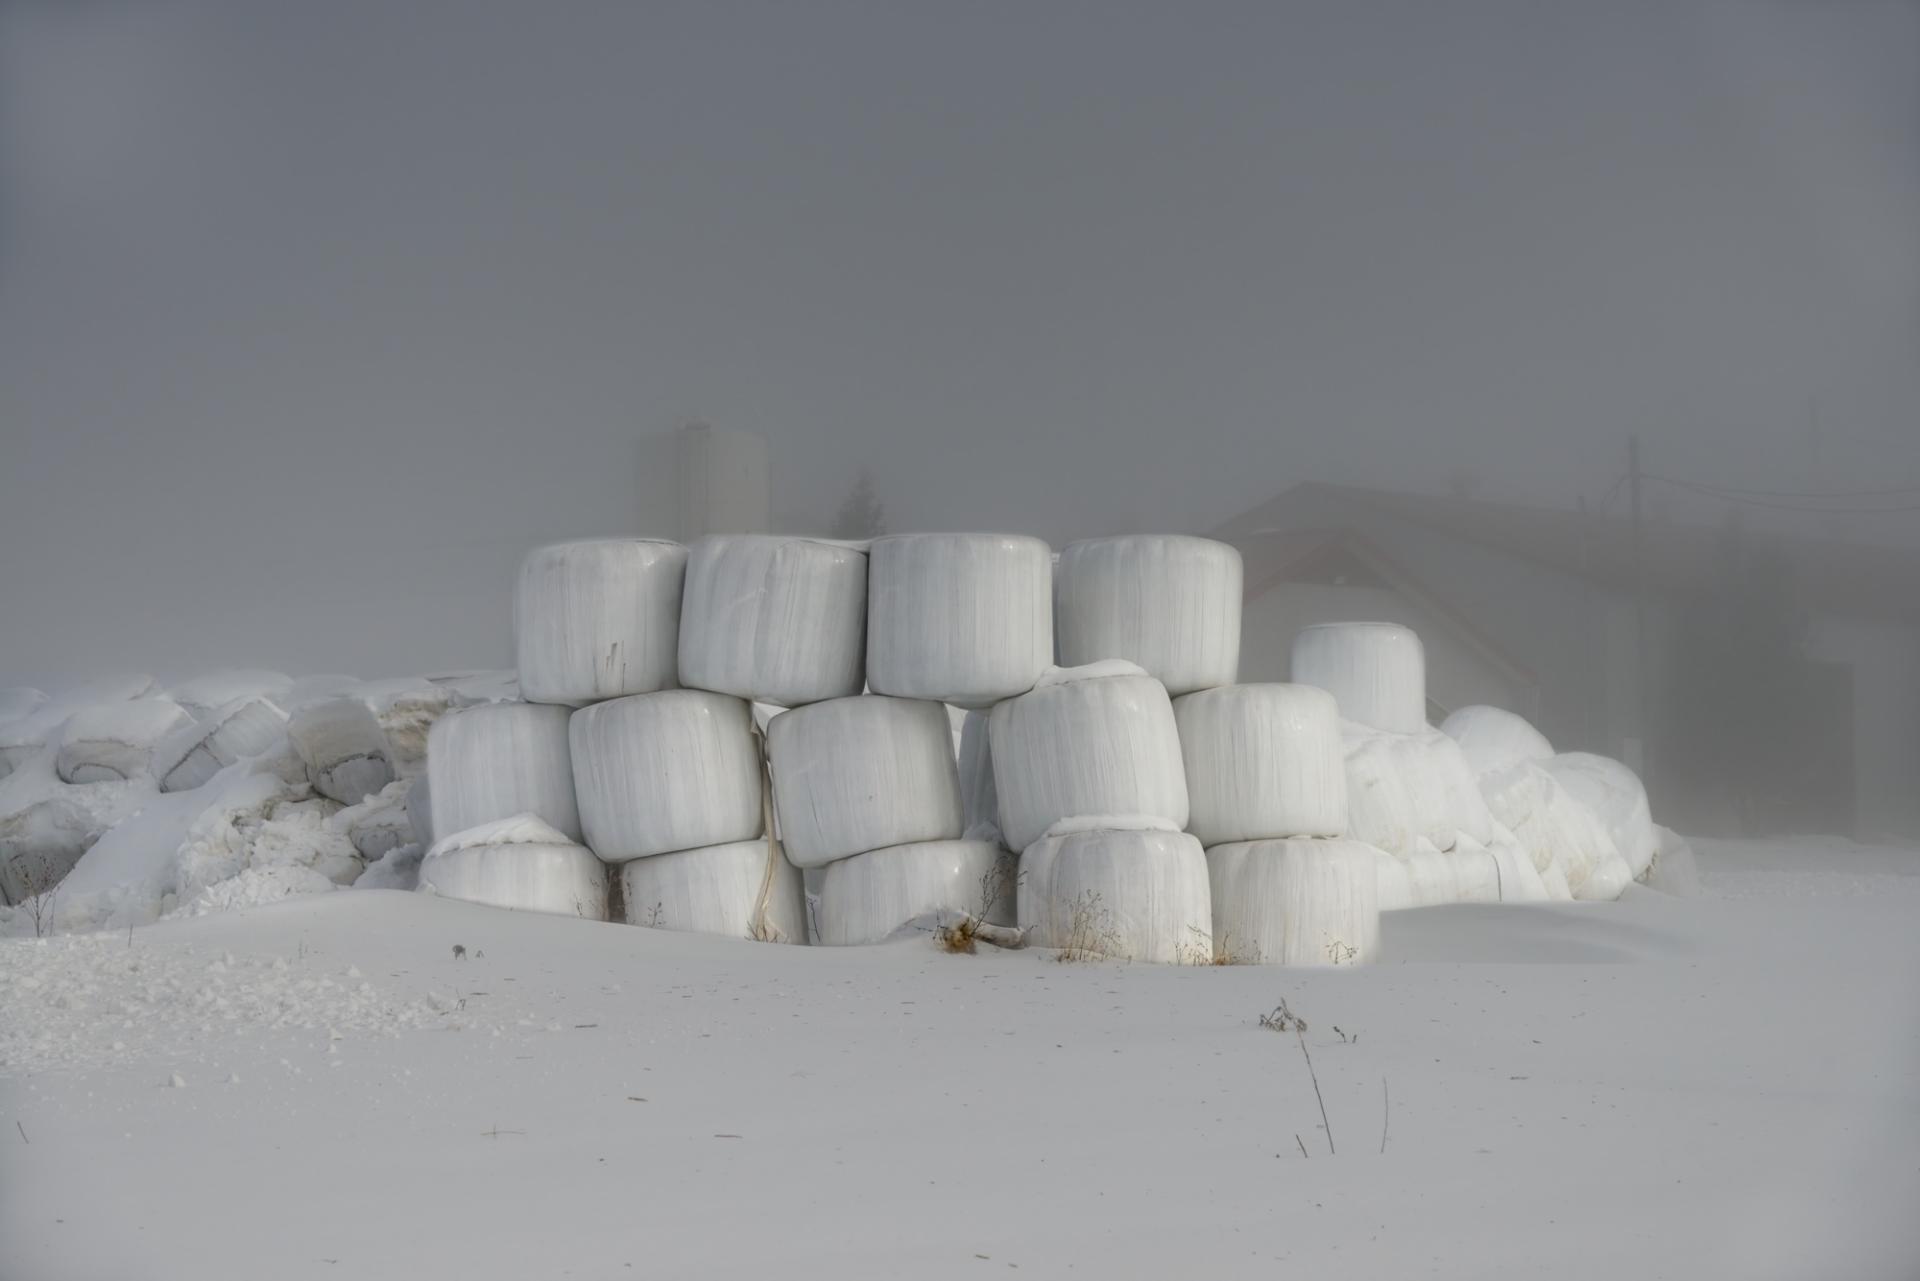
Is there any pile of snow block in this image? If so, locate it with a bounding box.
[152,696,289,793]
[428,702,580,842]
[515,539,689,706]
[1053,535,1242,696]
[417,814,607,920]
[677,535,867,707]
[55,698,196,784]
[865,533,1053,708]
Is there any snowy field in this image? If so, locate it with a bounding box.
[3,836,1917,1281]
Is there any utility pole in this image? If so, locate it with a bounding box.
[1628,435,1651,777]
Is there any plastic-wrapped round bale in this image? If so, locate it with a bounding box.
[766,695,961,869]
[677,535,867,707]
[1290,622,1427,735]
[1053,535,1242,695]
[619,838,805,943]
[1448,827,1549,903]
[55,698,196,784]
[1205,838,1380,966]
[416,815,607,919]
[1372,846,1415,913]
[427,702,581,844]
[168,670,294,721]
[988,664,1189,854]
[287,696,395,804]
[1539,752,1658,881]
[1440,704,1554,777]
[1173,683,1346,845]
[865,533,1052,708]
[515,538,688,707]
[1339,726,1491,855]
[1478,760,1622,897]
[1398,838,1461,907]
[571,690,764,862]
[1017,826,1213,964]
[814,839,1015,946]
[152,696,289,793]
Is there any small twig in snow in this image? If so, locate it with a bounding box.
[16,1120,28,1145]
[1295,1133,1309,1159]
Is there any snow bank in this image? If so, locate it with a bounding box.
[813,838,1015,945]
[1173,683,1346,845]
[55,698,195,784]
[1290,622,1426,734]
[418,815,607,919]
[767,695,962,869]
[152,696,288,793]
[1205,837,1380,965]
[515,538,689,707]
[427,702,581,844]
[678,535,867,707]
[988,668,1188,853]
[287,697,394,805]
[619,838,806,943]
[571,690,765,862]
[1053,535,1242,695]
[865,533,1052,708]
[1439,704,1553,776]
[1017,827,1213,964]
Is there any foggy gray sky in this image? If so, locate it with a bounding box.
[2,0,1915,687]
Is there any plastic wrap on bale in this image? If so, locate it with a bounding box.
[1540,752,1659,881]
[426,702,581,845]
[619,838,805,943]
[1017,827,1212,964]
[514,538,688,707]
[1053,535,1242,696]
[1290,622,1427,735]
[677,535,867,707]
[865,533,1052,708]
[988,665,1189,854]
[814,839,1015,946]
[167,670,294,722]
[360,679,459,779]
[571,690,765,862]
[766,695,962,869]
[1371,845,1415,912]
[1448,826,1550,903]
[1173,683,1346,845]
[1478,761,1625,898]
[287,697,395,805]
[416,815,607,919]
[152,696,288,793]
[1205,838,1380,965]
[1440,704,1554,777]
[55,699,196,784]
[1339,726,1492,855]
[1398,838,1461,907]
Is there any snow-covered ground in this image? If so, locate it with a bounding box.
[3,837,1917,1280]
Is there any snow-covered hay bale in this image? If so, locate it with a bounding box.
[1540,752,1658,881]
[1290,622,1426,735]
[152,696,288,793]
[1448,825,1551,903]
[767,695,961,869]
[515,538,689,707]
[1017,827,1212,964]
[360,679,458,779]
[814,839,1015,946]
[1206,838,1379,966]
[1478,761,1625,898]
[417,815,607,919]
[677,535,867,707]
[1340,726,1492,855]
[618,838,805,943]
[1440,704,1553,777]
[338,780,416,862]
[1398,838,1461,907]
[168,670,293,720]
[988,665,1189,854]
[427,702,581,844]
[1371,845,1414,913]
[55,698,196,784]
[1173,684,1346,845]
[865,533,1052,708]
[1053,535,1242,696]
[287,697,394,804]
[570,690,764,862]
[956,709,1000,841]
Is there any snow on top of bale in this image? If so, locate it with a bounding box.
[426,813,579,858]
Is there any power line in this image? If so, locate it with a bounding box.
[1644,472,1920,502]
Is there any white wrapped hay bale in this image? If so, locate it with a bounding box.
[571,690,764,862]
[55,698,196,784]
[152,696,289,793]
[416,815,607,919]
[168,670,293,721]
[619,838,805,942]
[1017,826,1212,964]
[1340,729,1419,856]
[1540,752,1659,881]
[677,535,867,707]
[1206,838,1380,965]
[427,702,581,844]
[1440,704,1554,777]
[1478,761,1620,897]
[956,710,1001,841]
[361,679,458,779]
[865,533,1052,708]
[1173,684,1346,845]
[288,697,394,804]
[1399,838,1461,907]
[989,665,1189,854]
[515,538,688,707]
[767,695,962,869]
[1053,535,1242,696]
[1339,726,1491,855]
[1290,622,1426,735]
[1371,846,1415,913]
[814,839,1015,946]
[1450,825,1551,903]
